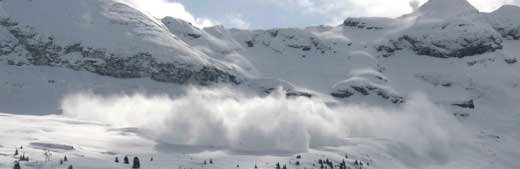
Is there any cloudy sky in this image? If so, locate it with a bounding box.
[130,0,520,29]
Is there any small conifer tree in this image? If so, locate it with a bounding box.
[13,161,21,169]
[132,157,140,169]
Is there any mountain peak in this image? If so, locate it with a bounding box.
[412,0,479,19]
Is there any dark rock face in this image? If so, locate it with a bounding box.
[286,91,313,98]
[343,18,384,30]
[331,84,405,104]
[377,20,503,58]
[494,27,520,40]
[151,64,239,85]
[505,58,518,64]
[264,88,314,98]
[378,34,502,58]
[415,74,453,87]
[331,90,354,98]
[482,5,520,40]
[287,44,311,51]
[0,17,241,85]
[186,33,202,39]
[245,40,254,47]
[452,100,475,109]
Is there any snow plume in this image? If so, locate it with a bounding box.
[61,87,464,158]
[410,0,421,11]
[121,0,215,28]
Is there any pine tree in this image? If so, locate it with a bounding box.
[68,165,73,169]
[282,164,287,169]
[14,149,18,156]
[255,164,258,169]
[115,157,119,163]
[204,160,207,165]
[64,155,68,162]
[60,160,63,165]
[132,157,141,169]
[327,161,333,169]
[276,162,281,169]
[13,161,21,169]
[209,159,213,164]
[124,156,129,164]
[150,157,153,161]
[340,160,347,169]
[295,161,300,166]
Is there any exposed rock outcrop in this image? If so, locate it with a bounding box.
[331,77,404,104]
[0,18,241,85]
[377,19,503,58]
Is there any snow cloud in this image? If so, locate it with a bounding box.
[121,0,216,28]
[61,87,466,162]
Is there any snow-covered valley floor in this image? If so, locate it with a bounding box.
[0,112,382,169]
[0,109,517,169]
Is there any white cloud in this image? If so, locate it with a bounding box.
[467,0,520,12]
[225,14,251,29]
[122,0,216,28]
[268,0,422,25]
[268,0,520,25]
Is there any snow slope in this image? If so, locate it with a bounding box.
[1,0,520,168]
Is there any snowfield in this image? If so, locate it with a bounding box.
[1,0,520,168]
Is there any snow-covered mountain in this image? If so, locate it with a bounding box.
[1,0,520,168]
